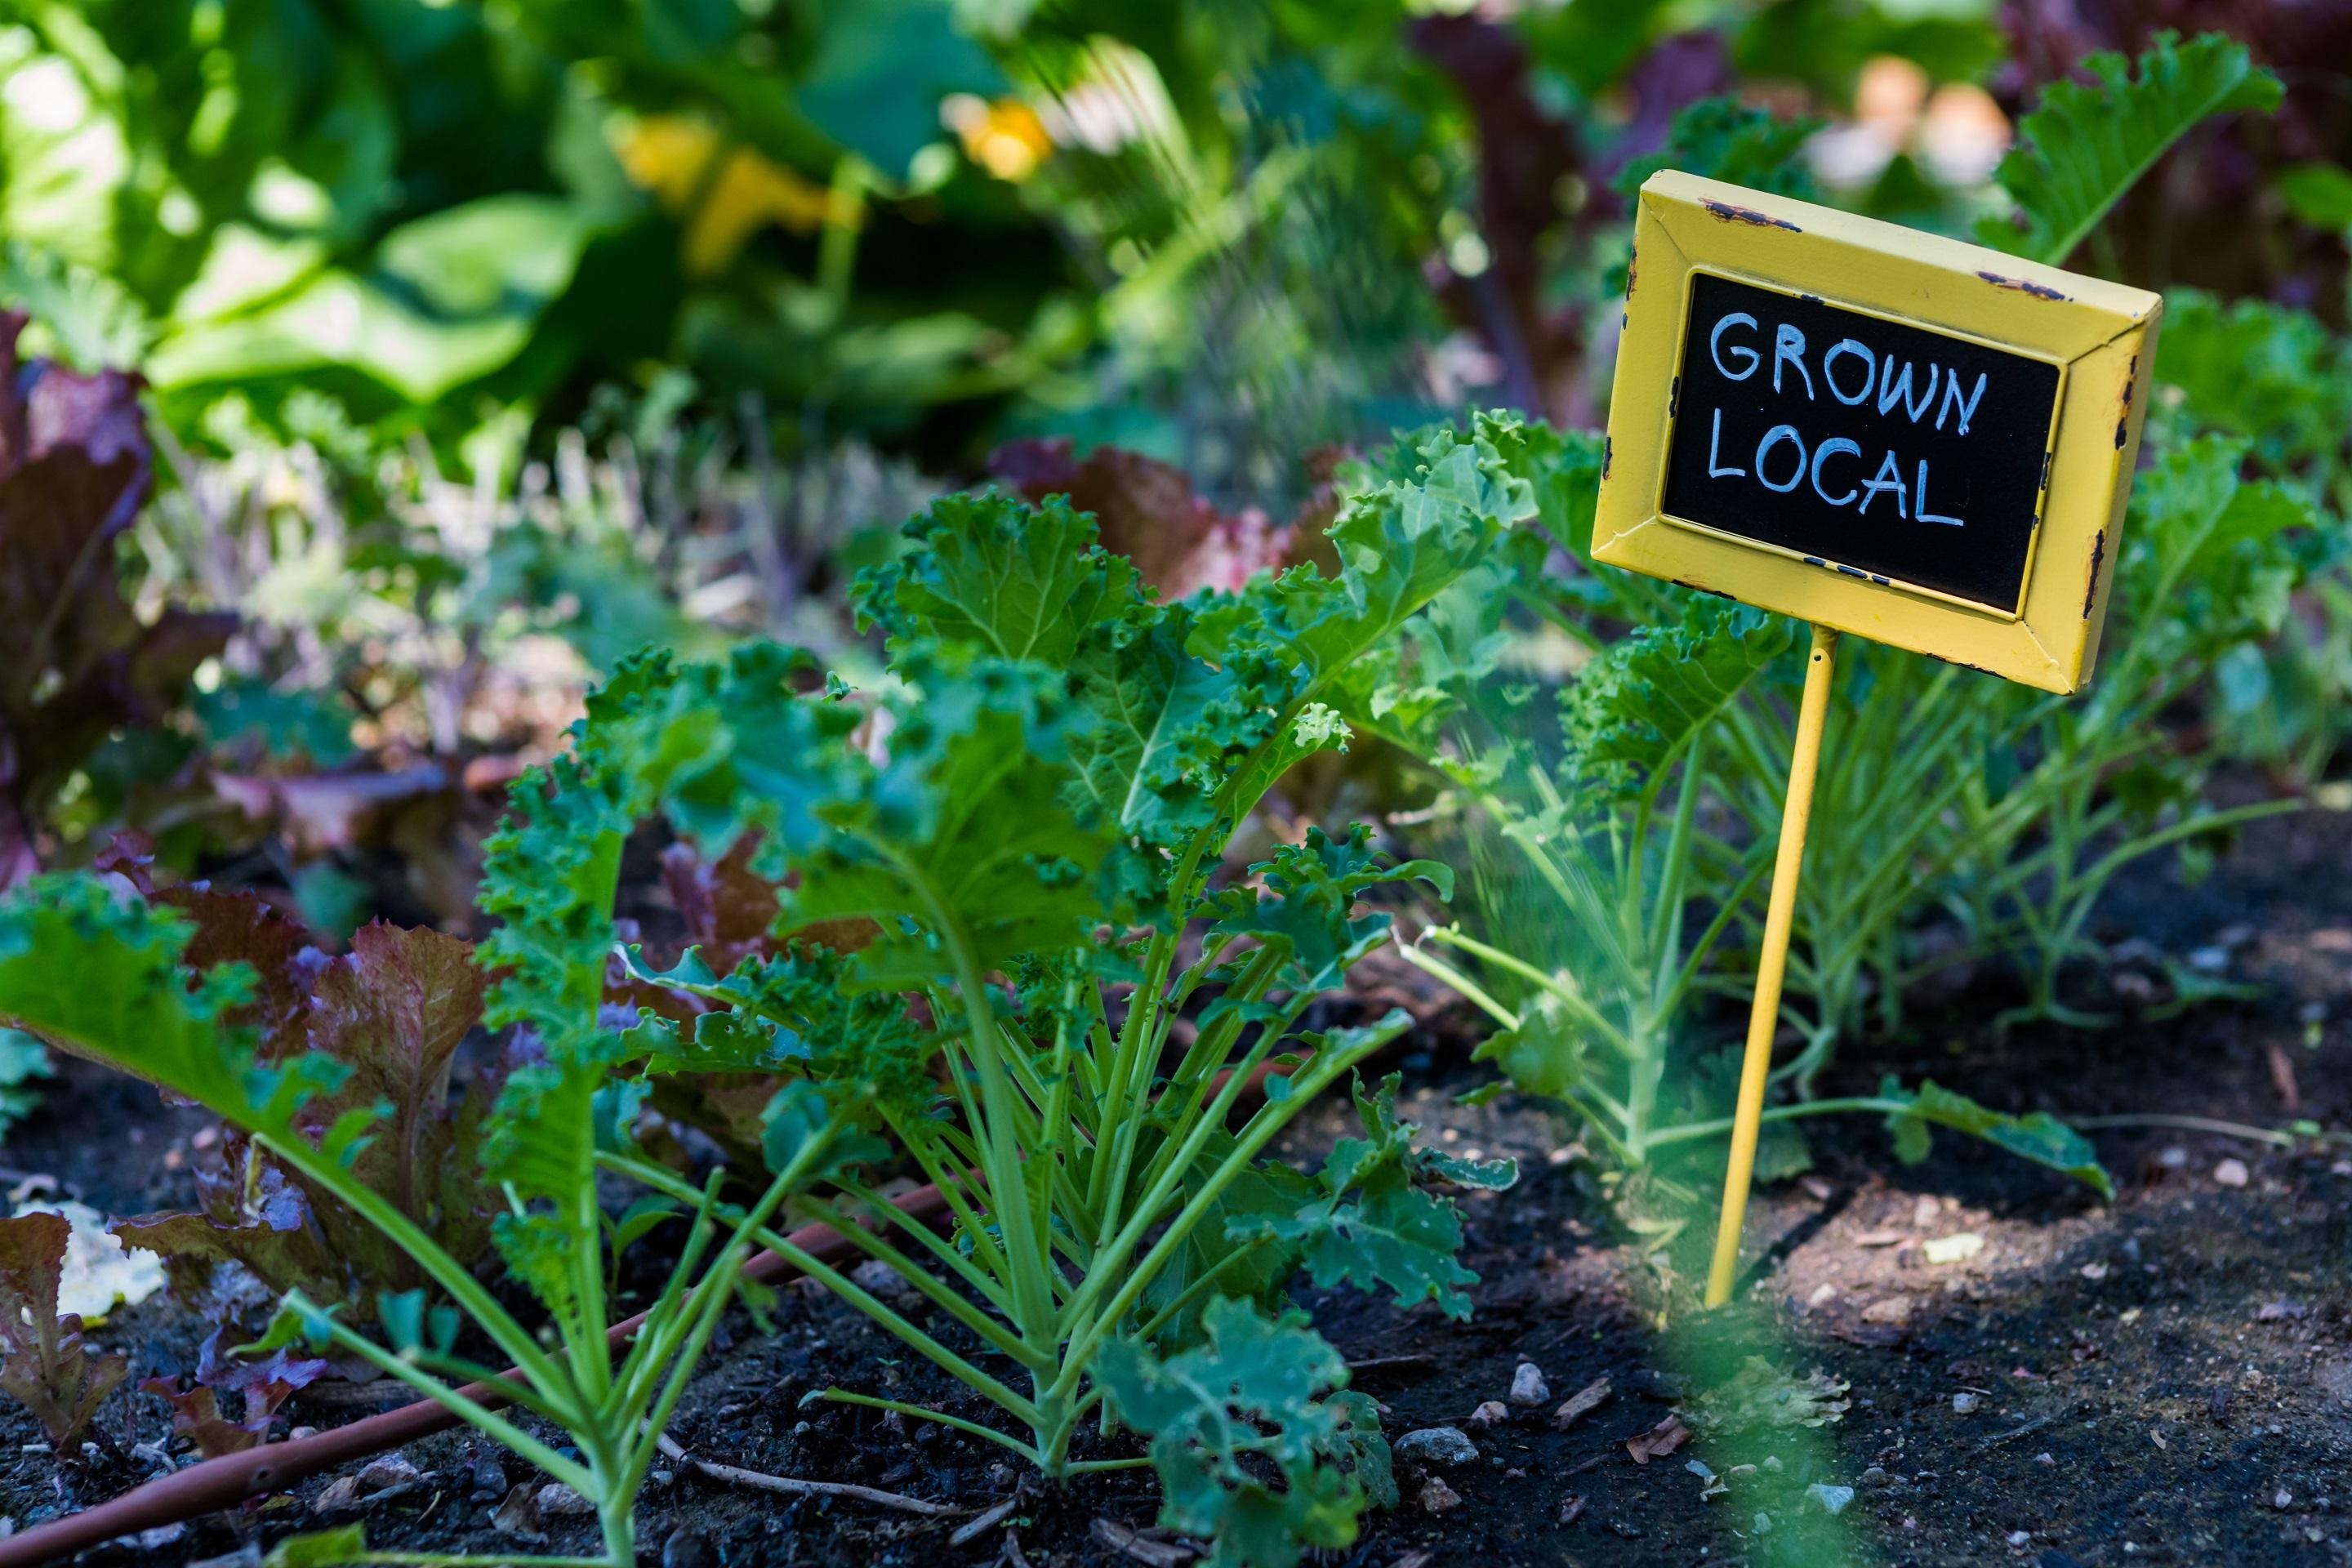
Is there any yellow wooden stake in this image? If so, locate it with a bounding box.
[1704,622,1840,1307]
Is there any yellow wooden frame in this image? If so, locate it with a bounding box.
[1593,171,2163,693]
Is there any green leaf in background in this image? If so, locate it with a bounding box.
[2153,290,2352,474]
[0,243,149,369]
[2121,434,2315,654]
[1470,989,1587,1100]
[147,197,599,402]
[1880,1077,2112,1198]
[1615,96,1824,203]
[795,0,1004,180]
[1096,1297,1392,1568]
[1978,30,2282,266]
[2278,161,2352,231]
[262,1524,372,1568]
[0,1029,50,1143]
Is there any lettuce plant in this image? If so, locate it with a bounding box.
[87,839,502,1321]
[555,416,1533,1566]
[0,1211,130,1450]
[0,310,234,884]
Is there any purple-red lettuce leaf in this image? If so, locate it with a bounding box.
[0,1210,130,1448]
[0,313,234,884]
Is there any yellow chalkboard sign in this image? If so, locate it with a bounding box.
[1595,170,2162,695]
[1593,172,2167,1307]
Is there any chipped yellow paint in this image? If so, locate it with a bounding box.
[1595,170,2163,694]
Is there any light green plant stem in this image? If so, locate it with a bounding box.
[1129,968,1320,1203]
[2068,1113,2301,1147]
[1423,926,1634,1059]
[815,1391,1045,1463]
[1048,1024,1399,1404]
[880,849,1059,1387]
[1090,932,1182,1248]
[292,1312,595,1494]
[1393,940,1514,1029]
[606,1155,1045,1428]
[612,1121,848,1512]
[791,1196,1041,1367]
[832,1177,1012,1305]
[602,1175,731,1425]
[1391,941,1637,1152]
[1642,1097,1922,1148]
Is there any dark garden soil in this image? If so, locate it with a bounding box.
[2,799,2348,1567]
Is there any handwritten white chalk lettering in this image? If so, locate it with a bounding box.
[1696,310,1990,528]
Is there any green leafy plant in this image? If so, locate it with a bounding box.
[557,416,1530,1566]
[1385,585,2114,1201]
[1339,36,2312,1213]
[1977,30,2282,266]
[2147,288,2352,784]
[1095,1298,1396,1565]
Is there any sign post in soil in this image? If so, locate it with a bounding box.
[1592,171,2163,1307]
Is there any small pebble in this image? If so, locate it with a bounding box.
[470,1455,509,1499]
[2158,1147,2189,1169]
[850,1259,912,1298]
[537,1482,595,1517]
[356,1455,421,1494]
[1509,1362,1550,1406]
[2007,1530,2032,1545]
[1951,1392,1980,1415]
[2214,1158,2250,1189]
[1467,1401,1510,1427]
[1419,1477,1462,1513]
[1394,1428,1479,1467]
[661,1528,718,1568]
[1806,1483,1854,1516]
[2275,1489,2294,1511]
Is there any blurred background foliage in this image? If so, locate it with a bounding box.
[25,0,2341,474]
[1,0,2348,940]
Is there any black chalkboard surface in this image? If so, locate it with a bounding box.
[1660,272,2063,613]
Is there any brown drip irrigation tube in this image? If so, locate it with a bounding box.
[0,1187,954,1567]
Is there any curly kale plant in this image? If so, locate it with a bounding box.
[563,414,1532,1566]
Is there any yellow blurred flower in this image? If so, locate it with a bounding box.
[614,114,860,275]
[939,94,1053,181]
